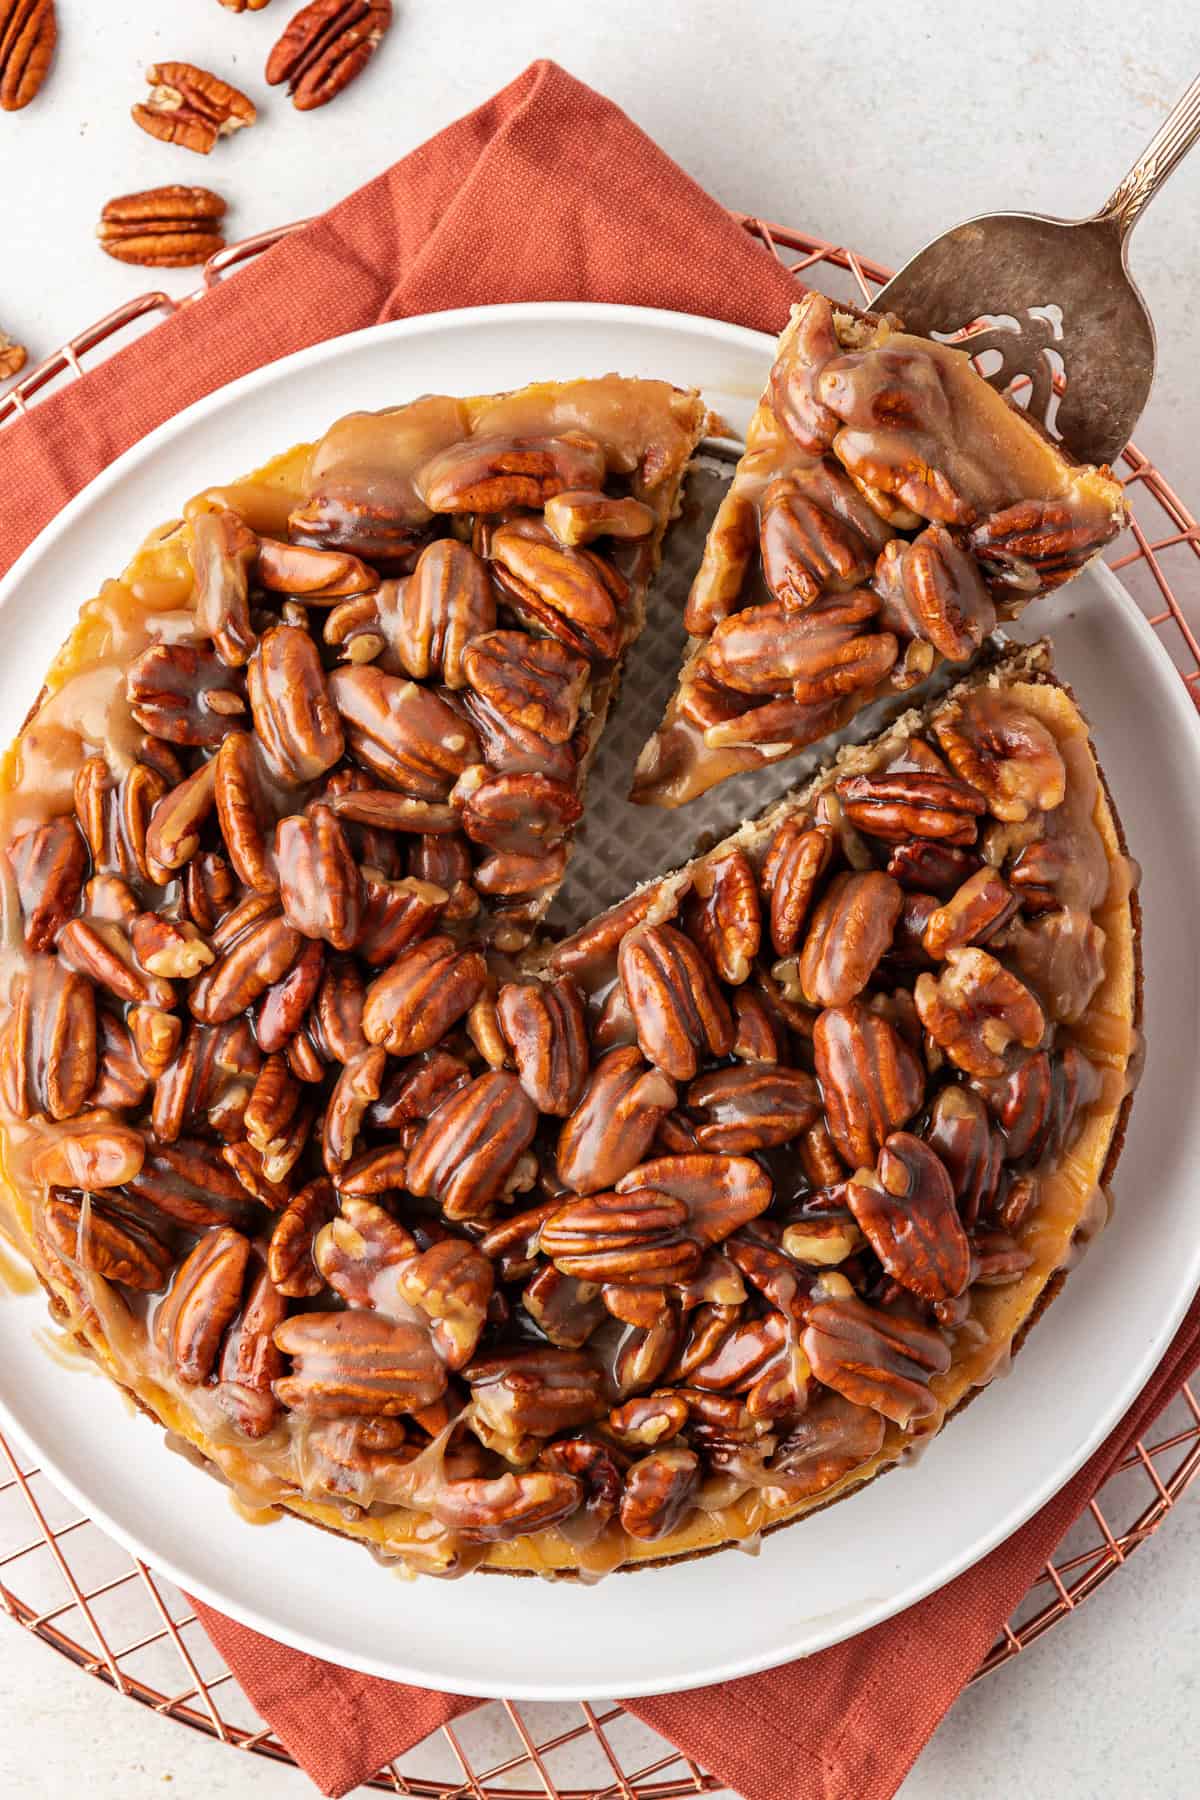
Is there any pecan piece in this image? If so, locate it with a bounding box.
[361,935,485,1056]
[430,1471,583,1544]
[56,918,173,1010]
[540,1190,701,1287]
[155,1227,251,1385]
[462,630,590,745]
[274,1311,447,1416]
[685,1064,819,1152]
[970,496,1122,590]
[924,1084,1003,1225]
[803,1295,950,1427]
[466,1347,605,1456]
[398,1236,494,1369]
[133,62,255,153]
[268,1177,336,1297]
[522,1265,607,1348]
[614,1153,772,1249]
[886,838,981,898]
[489,520,624,662]
[406,1070,538,1220]
[322,1046,385,1172]
[419,432,605,513]
[608,1391,689,1449]
[257,937,325,1054]
[91,1011,150,1111]
[0,331,26,379]
[248,625,345,784]
[266,0,392,110]
[145,759,218,873]
[275,805,361,950]
[922,866,1017,958]
[190,904,301,1024]
[915,946,1045,1078]
[0,0,55,111]
[619,1447,699,1541]
[760,817,835,957]
[314,1194,415,1308]
[8,816,86,951]
[42,1191,172,1292]
[556,1046,677,1195]
[683,849,761,986]
[707,593,897,701]
[769,292,842,454]
[129,913,213,980]
[328,665,480,798]
[129,1137,255,1229]
[932,692,1066,823]
[355,872,447,965]
[2,957,96,1121]
[836,768,987,845]
[312,954,368,1061]
[255,536,376,599]
[496,976,588,1116]
[215,1256,287,1439]
[619,924,733,1082]
[797,869,902,1007]
[30,1118,144,1190]
[394,539,496,689]
[128,1005,182,1082]
[813,1000,925,1168]
[873,525,995,662]
[367,1046,468,1128]
[544,489,654,546]
[766,1390,886,1501]
[190,507,258,664]
[760,470,883,609]
[847,1133,971,1302]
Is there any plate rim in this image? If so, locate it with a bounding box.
[0,299,1194,1699]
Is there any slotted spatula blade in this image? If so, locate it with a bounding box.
[873,73,1200,467]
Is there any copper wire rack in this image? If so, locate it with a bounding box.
[1,217,1199,1796]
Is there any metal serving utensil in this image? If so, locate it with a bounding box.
[873,72,1200,467]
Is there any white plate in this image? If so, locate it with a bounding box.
[0,303,1195,1701]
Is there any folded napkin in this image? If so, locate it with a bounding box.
[0,57,1190,1800]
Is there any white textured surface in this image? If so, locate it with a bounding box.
[3,0,1200,1794]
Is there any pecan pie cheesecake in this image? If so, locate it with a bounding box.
[0,364,1137,1578]
[632,295,1129,806]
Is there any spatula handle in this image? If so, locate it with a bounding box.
[1098,71,1200,238]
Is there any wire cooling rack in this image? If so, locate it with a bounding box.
[1,217,1199,1796]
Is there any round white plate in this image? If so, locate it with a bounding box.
[0,303,1195,1700]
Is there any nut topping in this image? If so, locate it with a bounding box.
[619,1447,700,1540]
[406,1070,538,1219]
[619,924,734,1081]
[914,947,1046,1078]
[496,977,589,1116]
[682,850,761,986]
[156,1228,251,1385]
[797,870,902,1007]
[813,1000,925,1169]
[847,1133,971,1302]
[361,936,486,1056]
[247,625,345,783]
[396,540,496,689]
[418,433,605,513]
[803,1295,950,1427]
[556,1046,677,1195]
[274,1311,447,1416]
[933,692,1066,822]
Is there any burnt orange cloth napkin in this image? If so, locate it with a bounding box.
[0,57,1192,1800]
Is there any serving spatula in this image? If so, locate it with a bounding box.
[873,72,1200,466]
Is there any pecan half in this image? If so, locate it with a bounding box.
[462,630,590,744]
[145,760,218,873]
[189,903,301,1024]
[266,0,393,110]
[257,937,325,1053]
[255,536,376,599]
[619,924,733,1082]
[418,433,605,513]
[430,1471,582,1544]
[544,489,655,546]
[215,1255,288,1439]
[30,1117,144,1190]
[276,805,361,950]
[268,1177,336,1297]
[489,520,624,662]
[7,816,86,951]
[761,817,835,957]
[835,769,987,845]
[614,1153,772,1249]
[803,1295,950,1426]
[248,625,345,784]
[2,957,96,1121]
[322,1046,385,1172]
[133,61,255,154]
[915,946,1045,1078]
[619,1447,699,1540]
[496,976,589,1116]
[155,1227,250,1385]
[315,1194,415,1308]
[43,1191,172,1292]
[706,593,897,701]
[0,0,56,110]
[970,497,1120,590]
[797,869,902,1007]
[924,1084,1003,1225]
[0,330,26,378]
[812,1000,925,1168]
[56,917,173,1010]
[361,935,486,1056]
[466,1347,605,1457]
[540,1189,701,1287]
[556,1046,677,1195]
[394,540,496,689]
[406,1070,538,1219]
[760,470,885,610]
[682,849,761,986]
[932,692,1066,823]
[847,1133,970,1302]
[97,186,227,268]
[355,873,447,965]
[274,1311,447,1416]
[129,1136,255,1229]
[328,666,481,798]
[886,838,980,899]
[766,1390,885,1501]
[873,524,996,662]
[921,866,1017,958]
[685,1064,820,1152]
[453,766,582,858]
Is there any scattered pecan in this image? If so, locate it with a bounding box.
[921,866,1017,958]
[145,760,218,873]
[544,489,655,547]
[522,1264,607,1348]
[489,519,625,662]
[0,0,56,111]
[873,524,996,661]
[619,923,733,1082]
[267,0,393,110]
[190,901,301,1024]
[322,1046,384,1172]
[2,957,96,1122]
[556,1046,677,1195]
[759,471,884,610]
[430,1470,583,1543]
[932,692,1066,822]
[394,539,496,689]
[803,1294,950,1427]
[129,1137,255,1228]
[398,1236,494,1369]
[466,1347,605,1458]
[132,62,256,155]
[274,1310,447,1416]
[30,1117,144,1190]
[970,497,1119,590]
[191,507,258,666]
[924,1083,1003,1225]
[619,1447,700,1540]
[812,1000,925,1168]
[275,805,361,950]
[886,838,980,898]
[766,1390,886,1501]
[42,1191,172,1292]
[97,187,227,268]
[706,593,897,702]
[0,330,27,380]
[406,1069,537,1219]
[257,937,325,1053]
[540,1189,701,1288]
[496,976,588,1116]
[915,946,1045,1078]
[614,1153,772,1250]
